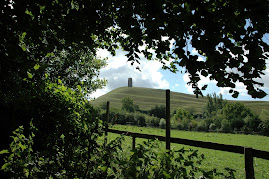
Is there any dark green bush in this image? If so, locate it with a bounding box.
[149,105,166,119]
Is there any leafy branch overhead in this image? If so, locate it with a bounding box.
[1,0,269,98]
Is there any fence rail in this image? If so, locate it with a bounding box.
[108,128,269,160]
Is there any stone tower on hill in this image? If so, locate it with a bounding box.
[128,78,132,87]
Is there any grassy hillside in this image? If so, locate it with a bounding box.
[91,87,269,115]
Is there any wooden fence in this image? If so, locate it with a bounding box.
[104,90,269,179]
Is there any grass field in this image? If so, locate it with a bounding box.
[91,87,269,115]
[107,125,269,179]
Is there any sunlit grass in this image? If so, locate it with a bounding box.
[107,125,269,179]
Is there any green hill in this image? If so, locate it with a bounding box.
[91,87,269,115]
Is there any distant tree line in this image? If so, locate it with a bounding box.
[98,95,269,136]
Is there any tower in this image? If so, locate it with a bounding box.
[128,78,132,87]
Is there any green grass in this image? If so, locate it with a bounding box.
[91,87,269,115]
[107,125,269,179]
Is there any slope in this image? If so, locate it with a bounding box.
[91,87,269,115]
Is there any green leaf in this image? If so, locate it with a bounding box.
[24,168,29,177]
[0,150,9,155]
[1,163,11,170]
[61,86,67,91]
[100,166,107,172]
[77,85,82,92]
[34,64,40,70]
[163,171,171,178]
[18,143,26,151]
[58,79,63,84]
[27,72,33,79]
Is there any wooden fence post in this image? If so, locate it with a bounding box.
[132,136,136,150]
[166,90,171,151]
[245,147,254,179]
[105,101,110,136]
[103,101,110,146]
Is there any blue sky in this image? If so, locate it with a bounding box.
[92,35,269,101]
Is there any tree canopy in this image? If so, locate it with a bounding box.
[1,0,268,99]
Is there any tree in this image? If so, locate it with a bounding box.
[45,48,107,95]
[121,97,139,112]
[172,108,194,130]
[259,109,269,135]
[1,0,268,101]
[222,102,254,131]
[149,105,166,119]
[204,93,226,117]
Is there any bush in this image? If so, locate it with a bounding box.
[196,120,208,132]
[149,105,166,119]
[107,140,236,178]
[136,113,146,127]
[209,123,217,131]
[221,119,232,133]
[244,115,261,133]
[1,126,237,178]
[121,97,139,112]
[230,118,245,131]
[159,118,166,129]
[145,115,160,127]
[259,119,269,136]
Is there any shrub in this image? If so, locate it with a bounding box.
[149,105,166,119]
[259,119,269,136]
[159,118,166,129]
[221,119,232,133]
[209,123,217,131]
[145,115,160,127]
[121,97,139,112]
[196,120,208,132]
[107,140,236,178]
[244,115,261,133]
[135,113,146,127]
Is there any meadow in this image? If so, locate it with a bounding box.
[107,125,269,179]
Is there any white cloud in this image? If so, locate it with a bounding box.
[183,73,193,93]
[256,58,269,90]
[219,82,248,96]
[183,72,216,94]
[220,58,269,98]
[91,48,169,98]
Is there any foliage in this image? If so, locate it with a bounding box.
[1,118,106,178]
[259,109,269,136]
[106,140,236,179]
[201,96,263,134]
[1,124,238,178]
[145,115,161,128]
[121,97,139,113]
[149,105,166,119]
[172,108,194,130]
[222,103,251,131]
[159,118,166,129]
[45,48,107,95]
[204,93,226,117]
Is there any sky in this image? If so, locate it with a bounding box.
[91,35,269,101]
